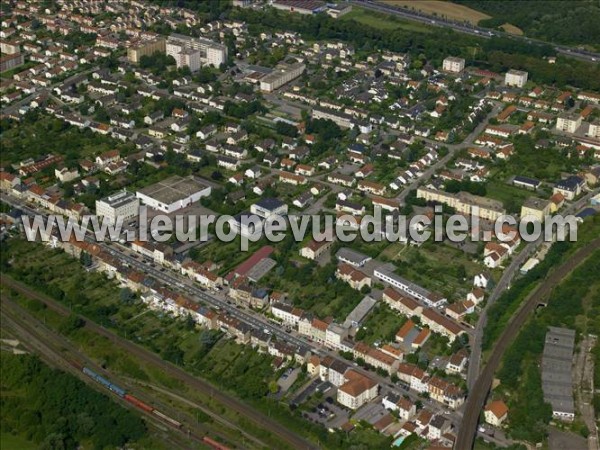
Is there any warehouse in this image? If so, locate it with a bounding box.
[542,327,575,421]
[136,175,211,213]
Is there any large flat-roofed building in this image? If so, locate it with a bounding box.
[166,34,227,69]
[95,190,140,224]
[374,265,447,308]
[260,62,306,92]
[505,69,528,88]
[127,38,166,64]
[542,327,575,421]
[136,175,211,213]
[442,56,465,73]
[417,187,506,221]
[312,107,355,129]
[272,0,327,15]
[556,113,582,134]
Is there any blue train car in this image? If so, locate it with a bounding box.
[109,383,126,397]
[83,367,126,397]
[82,367,98,379]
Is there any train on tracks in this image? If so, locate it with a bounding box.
[80,365,183,429]
[78,364,231,448]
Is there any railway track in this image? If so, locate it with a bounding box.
[0,299,209,450]
[455,238,600,450]
[1,275,317,450]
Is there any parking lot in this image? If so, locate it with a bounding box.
[302,391,349,429]
[277,367,300,392]
[352,399,388,425]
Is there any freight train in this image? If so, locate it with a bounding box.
[78,364,230,449]
[80,365,181,429]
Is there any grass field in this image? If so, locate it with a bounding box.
[381,241,483,301]
[485,180,534,213]
[378,0,490,25]
[355,303,408,345]
[0,433,36,450]
[500,23,524,35]
[342,6,432,33]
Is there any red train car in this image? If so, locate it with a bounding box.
[124,394,154,413]
[202,436,231,450]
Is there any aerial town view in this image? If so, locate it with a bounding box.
[1,1,600,449]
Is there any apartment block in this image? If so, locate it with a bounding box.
[505,69,528,88]
[556,113,582,134]
[166,34,227,70]
[442,56,465,73]
[260,62,306,92]
[127,38,166,64]
[95,190,139,224]
[416,187,506,221]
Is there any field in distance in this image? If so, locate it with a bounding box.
[376,0,524,34]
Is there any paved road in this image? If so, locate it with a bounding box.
[455,237,600,450]
[466,189,600,390]
[351,1,600,63]
[2,276,316,450]
[393,102,504,203]
[3,193,460,422]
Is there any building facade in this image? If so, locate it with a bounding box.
[505,69,528,88]
[95,190,139,224]
[442,56,465,73]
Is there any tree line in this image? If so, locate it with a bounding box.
[1,354,147,450]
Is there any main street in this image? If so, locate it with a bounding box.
[1,194,462,425]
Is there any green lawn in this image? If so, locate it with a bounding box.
[485,180,537,214]
[341,7,432,33]
[387,241,483,301]
[0,433,36,450]
[355,303,407,345]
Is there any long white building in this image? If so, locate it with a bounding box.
[260,62,306,92]
[136,175,211,213]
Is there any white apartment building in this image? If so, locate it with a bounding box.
[505,69,528,88]
[177,48,202,72]
[260,62,306,92]
[588,121,600,139]
[95,190,139,224]
[556,114,582,133]
[442,56,465,73]
[166,34,227,70]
